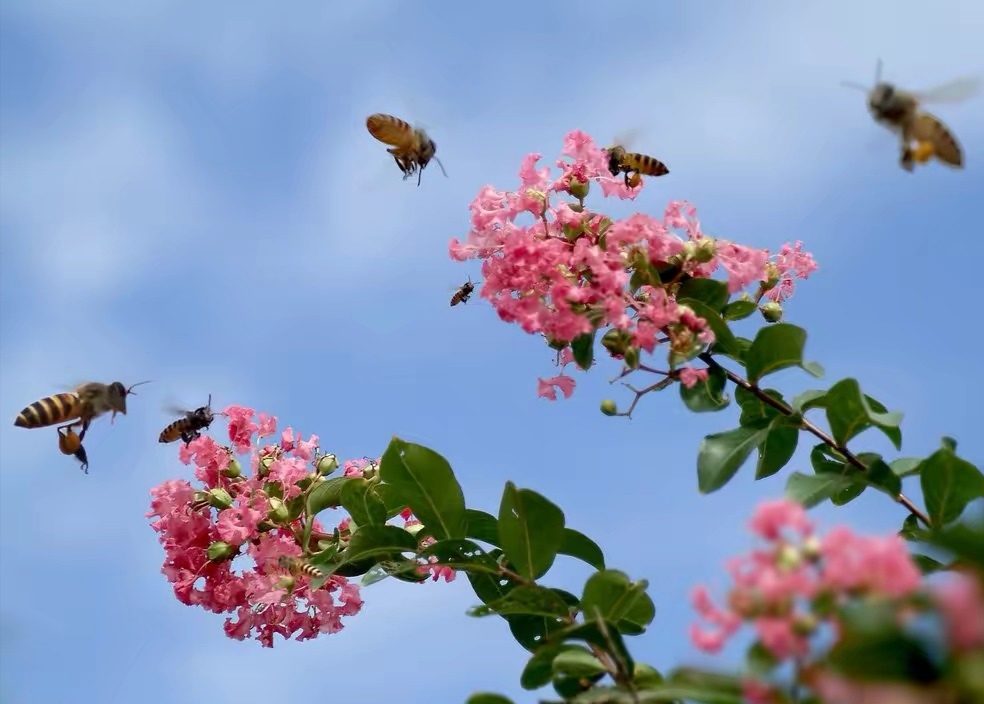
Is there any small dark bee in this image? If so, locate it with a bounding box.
[450,279,477,307]
[278,555,324,580]
[158,394,215,445]
[603,144,670,187]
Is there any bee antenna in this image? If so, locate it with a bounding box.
[432,155,448,178]
[206,393,212,409]
[839,81,870,93]
[126,380,153,396]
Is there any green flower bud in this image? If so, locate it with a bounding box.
[221,459,242,478]
[268,497,290,524]
[567,201,584,213]
[206,541,236,562]
[695,237,717,263]
[761,262,780,290]
[624,347,641,370]
[567,177,589,200]
[258,455,276,478]
[760,301,783,323]
[316,453,339,476]
[208,488,234,509]
[601,328,632,356]
[600,399,618,416]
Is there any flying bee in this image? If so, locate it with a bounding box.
[450,278,478,307]
[56,425,89,474]
[366,113,448,186]
[603,143,670,188]
[278,555,324,580]
[14,380,151,442]
[842,60,980,171]
[158,394,215,445]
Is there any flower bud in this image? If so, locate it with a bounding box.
[567,201,584,213]
[258,455,276,478]
[208,488,234,509]
[221,459,242,478]
[268,497,290,524]
[601,328,632,356]
[567,177,589,200]
[776,543,802,571]
[801,535,822,561]
[624,347,641,370]
[761,262,780,291]
[207,541,236,562]
[695,237,717,263]
[316,453,339,476]
[681,241,698,262]
[760,302,783,323]
[274,575,296,593]
[600,399,618,416]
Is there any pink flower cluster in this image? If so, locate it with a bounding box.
[146,406,452,647]
[692,499,984,702]
[448,131,818,399]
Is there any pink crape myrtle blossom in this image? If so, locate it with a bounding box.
[448,130,817,398]
[147,406,447,646]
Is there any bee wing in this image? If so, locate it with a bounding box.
[611,127,648,149]
[911,113,963,167]
[913,76,982,104]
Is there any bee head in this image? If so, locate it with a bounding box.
[868,83,896,112]
[109,379,152,416]
[194,395,216,427]
[604,146,624,176]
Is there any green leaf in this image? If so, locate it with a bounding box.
[745,642,779,676]
[755,416,800,480]
[891,457,922,479]
[677,277,729,312]
[925,520,984,571]
[553,649,607,679]
[722,299,757,321]
[498,483,566,580]
[791,389,827,413]
[340,478,387,527]
[521,645,583,690]
[827,628,940,683]
[679,364,729,413]
[571,331,596,371]
[920,447,984,528]
[331,525,418,572]
[581,570,655,632]
[785,471,860,508]
[735,386,784,426]
[911,554,945,575]
[507,613,565,652]
[373,483,408,518]
[680,299,740,358]
[853,454,902,497]
[548,621,634,680]
[744,323,810,384]
[559,529,606,570]
[379,438,467,540]
[466,695,515,704]
[824,379,903,449]
[466,509,501,547]
[697,425,770,493]
[810,444,866,505]
[898,514,929,543]
[306,477,352,516]
[469,584,572,619]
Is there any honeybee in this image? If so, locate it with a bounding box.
[158,395,215,445]
[842,60,979,171]
[603,143,670,188]
[278,555,324,580]
[366,113,448,186]
[14,380,150,441]
[450,279,477,307]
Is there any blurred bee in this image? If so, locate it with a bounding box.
[366,113,448,186]
[57,426,89,474]
[13,380,150,442]
[278,555,324,580]
[842,60,980,171]
[603,143,670,188]
[450,278,477,307]
[158,394,215,445]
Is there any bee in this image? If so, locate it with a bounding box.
[366,113,448,186]
[603,143,670,188]
[278,555,324,580]
[450,278,477,307]
[842,60,979,171]
[158,395,215,445]
[56,426,89,474]
[14,380,150,442]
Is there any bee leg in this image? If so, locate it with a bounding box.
[73,445,89,474]
[77,417,93,442]
[899,146,916,173]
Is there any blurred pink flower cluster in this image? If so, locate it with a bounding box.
[448,131,818,399]
[691,499,984,703]
[146,406,451,647]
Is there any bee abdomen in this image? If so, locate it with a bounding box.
[14,393,81,429]
[158,421,184,443]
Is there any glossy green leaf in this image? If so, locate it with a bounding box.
[571,331,596,371]
[498,482,566,580]
[827,628,940,683]
[680,300,740,357]
[581,570,655,631]
[755,416,800,480]
[306,476,352,516]
[735,386,784,426]
[810,444,866,506]
[521,645,583,690]
[507,613,564,652]
[791,389,827,413]
[559,529,606,570]
[373,483,408,518]
[466,509,501,547]
[678,277,729,312]
[552,649,607,679]
[890,457,922,479]
[379,438,467,540]
[722,299,757,321]
[679,364,729,413]
[548,620,634,680]
[785,471,860,508]
[898,514,929,543]
[824,379,903,449]
[469,584,572,619]
[697,425,770,493]
[925,520,984,571]
[744,323,809,384]
[333,524,417,569]
[466,694,515,704]
[911,554,945,575]
[920,447,984,528]
[340,478,387,527]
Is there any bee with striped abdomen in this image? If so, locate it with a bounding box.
[603,143,670,188]
[366,113,448,186]
[14,380,150,441]
[450,278,477,307]
[158,395,215,445]
[842,60,979,171]
[278,555,324,580]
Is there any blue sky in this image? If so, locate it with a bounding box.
[1,1,982,702]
